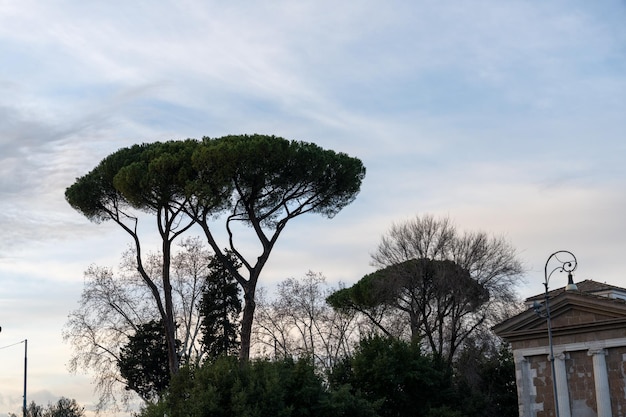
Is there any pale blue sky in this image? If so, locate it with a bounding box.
[1,1,625,415]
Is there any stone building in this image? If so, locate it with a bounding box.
[494,280,626,417]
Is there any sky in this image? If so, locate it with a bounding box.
[1,0,625,415]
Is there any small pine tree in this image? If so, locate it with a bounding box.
[118,320,173,401]
[199,252,242,358]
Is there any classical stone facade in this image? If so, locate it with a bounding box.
[494,280,626,417]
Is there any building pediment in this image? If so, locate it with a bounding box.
[494,288,626,344]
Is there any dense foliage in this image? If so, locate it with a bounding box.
[329,336,454,417]
[141,356,376,417]
[138,335,517,417]
[454,339,518,417]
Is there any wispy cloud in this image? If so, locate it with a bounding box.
[0,0,625,411]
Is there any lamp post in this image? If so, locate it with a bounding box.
[0,338,28,417]
[543,250,578,417]
[22,339,27,417]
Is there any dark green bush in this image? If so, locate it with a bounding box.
[140,356,378,417]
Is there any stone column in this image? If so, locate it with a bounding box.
[515,356,532,417]
[588,348,612,417]
[553,352,571,417]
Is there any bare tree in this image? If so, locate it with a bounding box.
[330,214,524,364]
[64,263,151,410]
[372,214,523,326]
[252,272,362,373]
[170,237,214,365]
[63,237,212,410]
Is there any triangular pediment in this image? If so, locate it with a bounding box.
[494,290,626,341]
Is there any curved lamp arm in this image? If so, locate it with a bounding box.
[544,250,578,292]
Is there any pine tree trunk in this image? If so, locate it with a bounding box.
[239,285,256,361]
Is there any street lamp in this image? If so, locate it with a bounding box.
[536,250,578,417]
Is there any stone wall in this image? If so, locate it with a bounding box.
[528,355,552,417]
[566,350,596,417]
[517,343,626,417]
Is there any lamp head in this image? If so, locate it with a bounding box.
[565,272,578,291]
